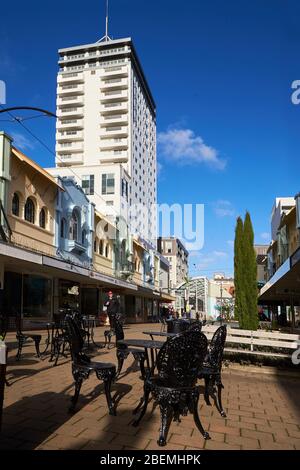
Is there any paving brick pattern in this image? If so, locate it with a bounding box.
[1,323,299,450]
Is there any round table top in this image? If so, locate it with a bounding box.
[117,338,164,349]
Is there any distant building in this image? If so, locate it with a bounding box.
[254,245,268,284]
[259,195,300,328]
[271,197,295,241]
[175,276,208,316]
[49,35,156,244]
[207,274,235,320]
[157,237,189,290]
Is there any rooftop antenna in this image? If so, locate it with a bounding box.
[97,0,112,42]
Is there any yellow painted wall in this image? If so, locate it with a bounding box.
[7,156,57,256]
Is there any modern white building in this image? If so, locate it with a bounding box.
[47,36,157,244]
[271,197,295,242]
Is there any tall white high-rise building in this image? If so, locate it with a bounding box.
[47,36,157,243]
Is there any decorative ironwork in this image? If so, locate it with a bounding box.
[133,330,210,446]
[114,314,147,377]
[198,325,227,417]
[64,315,116,415]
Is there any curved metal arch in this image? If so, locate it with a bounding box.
[0,106,57,118]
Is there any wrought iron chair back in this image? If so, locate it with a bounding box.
[112,314,125,342]
[205,325,227,370]
[157,330,208,388]
[64,315,89,364]
[166,319,190,334]
[187,321,203,332]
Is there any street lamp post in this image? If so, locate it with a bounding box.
[193,264,198,313]
[220,281,223,325]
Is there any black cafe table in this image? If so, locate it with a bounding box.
[117,338,164,373]
[28,320,57,355]
[142,331,177,341]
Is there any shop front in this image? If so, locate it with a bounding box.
[3,271,52,320]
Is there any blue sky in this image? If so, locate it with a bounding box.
[0,0,299,277]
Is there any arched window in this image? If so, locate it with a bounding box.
[105,244,109,258]
[39,208,46,229]
[69,210,78,241]
[99,240,103,255]
[82,229,86,245]
[24,197,35,224]
[12,193,19,216]
[60,218,66,238]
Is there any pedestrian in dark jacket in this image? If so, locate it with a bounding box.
[104,291,120,327]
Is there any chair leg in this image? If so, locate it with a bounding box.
[54,341,62,366]
[216,374,226,418]
[103,375,116,416]
[192,390,210,440]
[132,352,146,379]
[34,338,41,358]
[69,376,83,412]
[16,337,24,361]
[206,374,226,418]
[157,403,173,446]
[132,385,150,427]
[117,349,128,376]
[204,376,212,406]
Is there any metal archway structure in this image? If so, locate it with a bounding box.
[0,107,57,118]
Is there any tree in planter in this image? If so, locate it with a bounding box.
[234,216,245,323]
[243,212,258,331]
[234,212,258,330]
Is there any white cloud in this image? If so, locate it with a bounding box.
[227,240,234,248]
[213,200,235,217]
[260,232,270,241]
[157,128,226,170]
[10,132,35,151]
[213,251,228,258]
[189,250,229,271]
[157,161,163,175]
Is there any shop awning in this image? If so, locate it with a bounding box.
[133,238,147,251]
[0,241,137,291]
[259,248,300,303]
[95,210,116,228]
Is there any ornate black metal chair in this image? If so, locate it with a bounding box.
[49,313,70,366]
[198,325,227,417]
[4,315,42,361]
[166,319,190,334]
[64,315,116,415]
[114,314,147,377]
[187,320,203,332]
[104,327,115,348]
[133,330,210,446]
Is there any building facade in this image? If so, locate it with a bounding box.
[157,237,189,290]
[0,133,173,324]
[259,195,300,329]
[49,36,156,243]
[254,245,268,285]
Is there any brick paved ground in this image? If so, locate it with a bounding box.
[1,323,299,450]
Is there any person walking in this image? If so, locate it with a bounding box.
[104,290,120,327]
